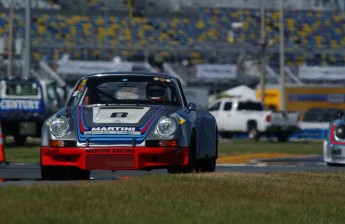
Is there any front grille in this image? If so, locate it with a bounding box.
[63,140,77,147]
[145,140,159,147]
[86,154,135,169]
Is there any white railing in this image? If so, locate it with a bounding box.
[39,61,66,87]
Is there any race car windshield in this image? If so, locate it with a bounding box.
[78,75,181,106]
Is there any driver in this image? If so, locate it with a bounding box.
[146,81,168,101]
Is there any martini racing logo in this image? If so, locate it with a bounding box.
[85,126,141,135]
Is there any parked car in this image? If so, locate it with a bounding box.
[208,98,299,141]
[299,108,344,130]
[0,78,63,145]
[40,72,218,180]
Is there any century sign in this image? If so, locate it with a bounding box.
[0,99,41,110]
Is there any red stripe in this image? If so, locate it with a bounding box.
[330,124,345,145]
[141,107,165,133]
[78,106,86,133]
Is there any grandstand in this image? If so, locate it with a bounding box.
[0,0,344,94]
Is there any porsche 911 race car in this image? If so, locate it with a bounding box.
[41,72,218,180]
[323,112,345,166]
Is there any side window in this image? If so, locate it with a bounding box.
[176,79,187,107]
[238,102,263,111]
[47,83,59,101]
[224,102,232,111]
[209,102,221,111]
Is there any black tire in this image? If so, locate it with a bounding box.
[277,132,289,142]
[199,157,216,172]
[184,133,197,173]
[167,167,183,174]
[41,165,90,180]
[327,163,345,167]
[167,133,197,174]
[248,126,260,140]
[221,132,233,139]
[199,133,217,172]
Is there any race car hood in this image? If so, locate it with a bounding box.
[75,105,178,145]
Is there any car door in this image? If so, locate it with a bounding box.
[217,101,233,131]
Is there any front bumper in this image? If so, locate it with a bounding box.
[323,140,345,165]
[41,146,189,170]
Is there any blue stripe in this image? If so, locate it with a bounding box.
[75,106,166,144]
[289,94,328,102]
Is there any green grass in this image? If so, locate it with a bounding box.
[0,172,345,224]
[0,139,336,224]
[219,139,323,156]
[3,138,323,163]
[3,137,40,163]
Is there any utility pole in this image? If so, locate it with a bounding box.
[259,6,266,107]
[279,0,286,111]
[7,2,14,78]
[128,0,133,18]
[23,0,31,78]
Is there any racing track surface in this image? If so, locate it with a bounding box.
[1,155,345,186]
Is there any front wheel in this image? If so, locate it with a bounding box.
[41,165,90,180]
[199,133,217,172]
[184,133,197,173]
[327,163,345,167]
[199,157,216,172]
[167,133,197,174]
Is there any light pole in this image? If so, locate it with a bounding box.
[279,0,286,111]
[7,2,13,78]
[259,5,266,107]
[23,0,31,78]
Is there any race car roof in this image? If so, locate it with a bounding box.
[83,71,177,81]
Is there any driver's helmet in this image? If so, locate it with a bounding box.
[146,81,168,101]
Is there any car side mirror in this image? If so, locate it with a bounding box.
[187,102,196,113]
[338,111,344,118]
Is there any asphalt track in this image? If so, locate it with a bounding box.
[1,155,345,186]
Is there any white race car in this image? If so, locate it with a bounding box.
[40,72,218,180]
[323,112,345,166]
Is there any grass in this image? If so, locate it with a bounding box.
[1,172,345,224]
[3,137,40,163]
[2,138,323,163]
[0,139,337,224]
[219,139,323,156]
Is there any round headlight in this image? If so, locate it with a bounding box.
[156,117,177,137]
[335,124,345,139]
[50,117,70,137]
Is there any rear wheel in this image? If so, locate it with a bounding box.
[277,132,289,142]
[248,126,259,140]
[41,165,90,180]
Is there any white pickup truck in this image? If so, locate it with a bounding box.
[208,98,299,141]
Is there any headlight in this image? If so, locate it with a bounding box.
[335,124,345,139]
[156,117,177,137]
[50,117,70,138]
